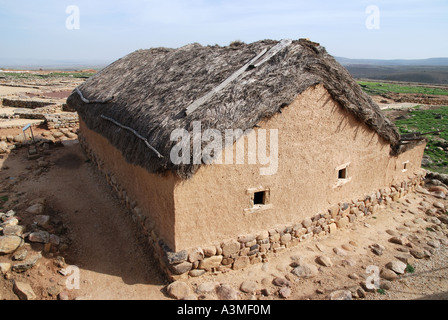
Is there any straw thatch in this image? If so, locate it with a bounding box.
[67,39,403,179]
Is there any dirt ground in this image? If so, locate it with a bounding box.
[0,78,447,301]
[0,137,169,300]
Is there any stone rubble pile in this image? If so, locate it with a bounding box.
[0,198,73,300]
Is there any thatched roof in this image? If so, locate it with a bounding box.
[67,38,402,179]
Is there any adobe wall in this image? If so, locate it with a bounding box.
[78,119,178,251]
[173,84,426,250]
[175,85,424,250]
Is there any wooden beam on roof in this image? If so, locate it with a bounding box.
[184,48,267,116]
[184,39,293,117]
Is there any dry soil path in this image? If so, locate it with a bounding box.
[3,141,169,300]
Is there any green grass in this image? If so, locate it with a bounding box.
[377,288,387,295]
[406,264,415,274]
[358,81,448,96]
[44,72,95,79]
[394,105,448,174]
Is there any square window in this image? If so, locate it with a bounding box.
[254,191,266,205]
[402,161,409,172]
[334,162,351,188]
[245,188,273,214]
[338,167,348,180]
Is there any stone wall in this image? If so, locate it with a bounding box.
[78,132,426,282]
[0,104,79,129]
[2,98,56,109]
[45,113,79,129]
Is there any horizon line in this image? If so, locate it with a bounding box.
[2,56,448,71]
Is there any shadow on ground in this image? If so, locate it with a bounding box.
[0,141,168,299]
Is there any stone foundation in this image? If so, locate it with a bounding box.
[2,98,55,109]
[44,112,79,129]
[0,104,79,129]
[79,133,427,282]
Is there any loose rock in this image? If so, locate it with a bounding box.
[25,203,45,215]
[333,247,348,256]
[279,287,292,299]
[328,290,352,300]
[380,268,398,281]
[386,260,407,274]
[47,285,63,297]
[357,287,367,298]
[0,235,24,254]
[28,231,50,244]
[196,282,217,295]
[12,247,28,261]
[33,215,51,229]
[389,236,410,246]
[380,281,392,291]
[433,201,445,210]
[272,277,291,287]
[13,281,36,300]
[292,263,318,278]
[189,269,206,278]
[12,252,42,273]
[427,239,440,249]
[370,243,385,256]
[216,284,239,300]
[167,281,193,300]
[240,280,258,294]
[316,256,333,267]
[0,262,11,274]
[2,225,26,236]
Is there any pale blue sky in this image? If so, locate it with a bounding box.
[0,0,447,66]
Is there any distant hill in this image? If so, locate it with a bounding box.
[336,57,448,67]
[0,58,110,71]
[2,55,448,84]
[335,57,448,84]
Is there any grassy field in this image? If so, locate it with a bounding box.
[358,80,448,174]
[358,81,448,96]
[394,106,448,173]
[346,65,448,85]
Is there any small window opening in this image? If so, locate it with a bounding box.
[254,191,266,205]
[338,167,348,180]
[334,162,351,188]
[402,161,409,172]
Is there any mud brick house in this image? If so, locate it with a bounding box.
[67,39,426,280]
